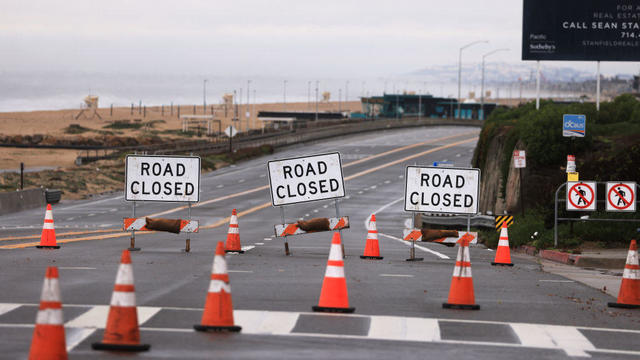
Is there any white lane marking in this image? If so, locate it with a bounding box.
[259,174,266,178]
[366,197,404,227]
[59,267,97,270]
[1,304,640,357]
[263,238,271,241]
[66,217,75,221]
[227,245,255,254]
[487,249,494,252]
[369,316,440,342]
[305,214,310,217]
[228,270,254,273]
[57,195,123,211]
[235,310,299,335]
[358,191,364,194]
[0,304,20,316]
[323,205,328,208]
[217,184,224,188]
[379,233,450,260]
[66,328,96,352]
[456,153,461,157]
[379,274,414,278]
[109,208,117,212]
[384,180,391,184]
[313,209,319,213]
[255,242,264,245]
[369,185,377,190]
[87,213,95,217]
[239,179,245,183]
[539,280,574,283]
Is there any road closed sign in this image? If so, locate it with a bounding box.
[125,155,200,202]
[268,152,345,206]
[606,182,636,212]
[404,166,480,215]
[566,181,596,211]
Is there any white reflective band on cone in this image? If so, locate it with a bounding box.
[40,279,61,302]
[36,308,63,325]
[499,228,508,238]
[208,279,232,293]
[453,265,473,278]
[623,268,640,280]
[110,291,136,307]
[114,264,134,285]
[228,228,239,234]
[42,223,55,230]
[498,240,510,247]
[627,251,639,266]
[462,248,471,263]
[328,245,342,261]
[324,265,345,278]
[368,232,378,240]
[212,256,227,274]
[44,211,53,221]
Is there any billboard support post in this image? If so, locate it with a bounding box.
[596,61,601,112]
[536,61,541,110]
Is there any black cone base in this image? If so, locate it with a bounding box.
[406,257,424,262]
[92,342,150,352]
[36,245,60,249]
[194,324,242,332]
[443,303,480,310]
[360,255,384,260]
[312,305,355,313]
[225,250,245,254]
[608,302,640,309]
[491,262,514,266]
[128,247,141,252]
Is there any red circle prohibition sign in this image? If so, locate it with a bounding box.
[568,183,595,209]
[608,183,635,210]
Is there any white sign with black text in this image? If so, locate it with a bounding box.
[513,150,526,169]
[268,152,345,206]
[404,166,480,215]
[125,155,200,202]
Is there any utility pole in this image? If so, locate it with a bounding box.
[307,81,311,110]
[315,81,319,121]
[481,48,509,120]
[247,80,251,132]
[338,88,342,113]
[203,79,207,114]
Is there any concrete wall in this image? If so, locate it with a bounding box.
[0,188,45,216]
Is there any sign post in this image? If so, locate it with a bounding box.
[513,150,526,217]
[606,182,636,212]
[404,166,480,259]
[268,152,346,255]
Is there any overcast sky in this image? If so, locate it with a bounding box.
[1,0,638,77]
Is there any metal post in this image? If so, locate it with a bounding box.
[110,104,113,116]
[536,60,541,110]
[481,56,485,119]
[129,201,140,251]
[406,212,424,261]
[184,202,192,252]
[467,214,471,233]
[283,80,287,111]
[203,79,207,114]
[596,61,601,112]
[520,168,525,217]
[334,199,345,258]
[281,206,290,256]
[20,162,24,190]
[553,182,566,248]
[247,80,251,132]
[315,81,319,122]
[418,94,422,122]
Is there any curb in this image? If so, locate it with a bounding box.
[538,250,580,265]
[515,246,627,269]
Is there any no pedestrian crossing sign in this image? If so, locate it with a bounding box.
[267,152,345,206]
[563,114,586,137]
[404,166,480,215]
[606,182,636,212]
[566,181,596,211]
[125,155,201,202]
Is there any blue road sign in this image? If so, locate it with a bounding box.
[563,114,586,137]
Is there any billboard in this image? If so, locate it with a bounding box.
[522,0,640,61]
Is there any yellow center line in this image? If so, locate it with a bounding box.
[0,229,119,243]
[0,134,478,249]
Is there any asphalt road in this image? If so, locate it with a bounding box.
[1,125,639,360]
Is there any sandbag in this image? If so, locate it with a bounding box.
[145,217,182,234]
[421,229,459,242]
[296,218,331,232]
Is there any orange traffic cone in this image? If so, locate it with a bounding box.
[92,250,150,352]
[360,214,383,260]
[225,209,244,253]
[36,204,59,249]
[491,222,513,266]
[443,233,480,310]
[194,241,242,332]
[608,239,640,309]
[313,232,355,313]
[29,266,67,360]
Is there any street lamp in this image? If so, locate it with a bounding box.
[283,80,287,111]
[203,79,207,114]
[481,48,509,120]
[457,40,488,119]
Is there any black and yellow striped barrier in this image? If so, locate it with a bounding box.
[495,215,514,231]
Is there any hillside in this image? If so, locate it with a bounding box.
[473,95,640,250]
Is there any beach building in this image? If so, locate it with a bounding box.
[359,94,497,120]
